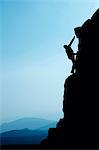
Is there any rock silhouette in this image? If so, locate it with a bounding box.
[41,9,99,148]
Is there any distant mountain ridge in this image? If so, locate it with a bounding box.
[0,128,48,144]
[0,117,57,133]
[0,118,57,144]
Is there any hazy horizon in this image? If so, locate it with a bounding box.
[0,0,99,124]
[0,116,57,125]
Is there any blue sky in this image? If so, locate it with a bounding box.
[0,0,99,123]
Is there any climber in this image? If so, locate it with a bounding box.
[64,36,77,73]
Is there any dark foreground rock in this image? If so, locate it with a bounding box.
[41,9,99,148]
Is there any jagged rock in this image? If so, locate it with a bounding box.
[40,9,99,148]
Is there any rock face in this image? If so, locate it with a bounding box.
[41,9,99,148]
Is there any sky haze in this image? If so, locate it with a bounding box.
[0,0,99,123]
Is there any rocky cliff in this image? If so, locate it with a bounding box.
[41,9,99,148]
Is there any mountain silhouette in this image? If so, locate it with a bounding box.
[0,118,57,145]
[0,117,56,133]
[0,129,48,144]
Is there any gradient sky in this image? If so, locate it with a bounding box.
[0,0,99,123]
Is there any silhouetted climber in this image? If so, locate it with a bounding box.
[64,36,77,73]
[41,9,99,148]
